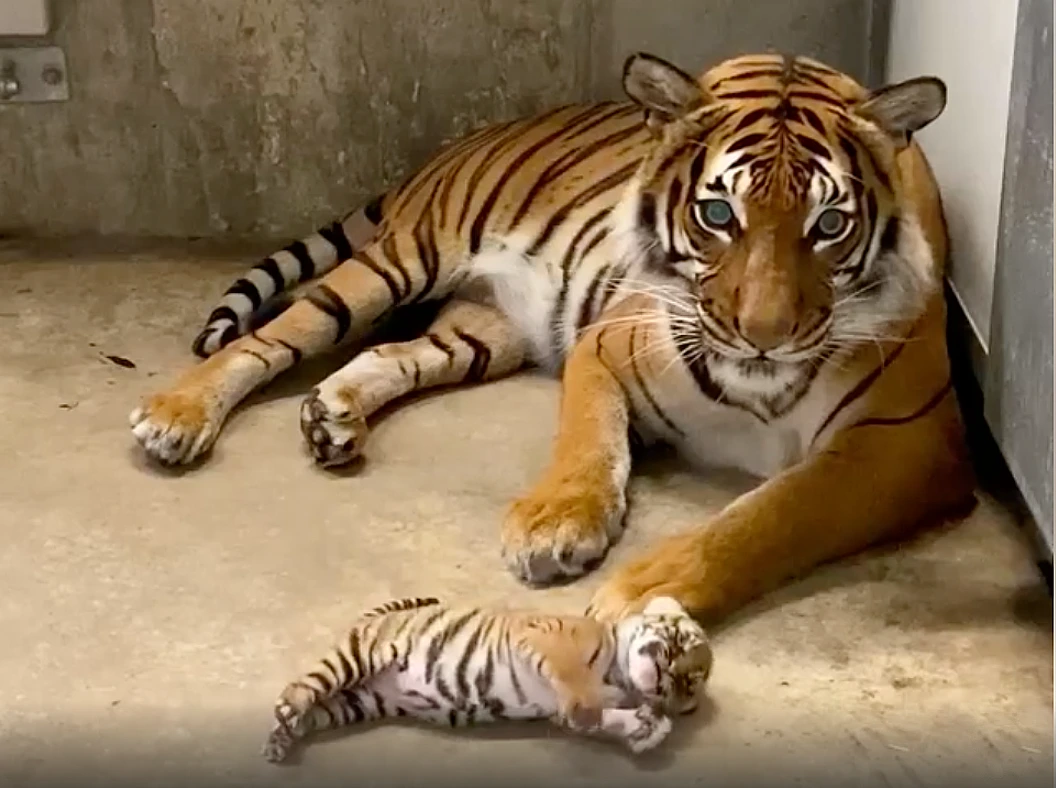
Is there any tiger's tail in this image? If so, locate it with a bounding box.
[191,194,387,358]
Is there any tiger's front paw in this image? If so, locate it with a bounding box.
[300,386,369,468]
[129,391,221,465]
[501,473,626,586]
[586,533,710,623]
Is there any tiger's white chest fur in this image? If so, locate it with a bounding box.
[627,351,807,478]
[461,226,814,480]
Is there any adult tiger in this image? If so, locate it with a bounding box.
[129,52,975,623]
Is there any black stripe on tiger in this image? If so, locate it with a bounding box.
[225,278,263,310]
[204,305,240,331]
[507,108,645,231]
[274,339,302,364]
[550,209,610,356]
[725,132,771,155]
[306,671,334,694]
[811,341,910,445]
[257,258,286,292]
[394,118,520,218]
[305,283,353,343]
[379,234,413,301]
[787,89,846,109]
[714,67,784,86]
[798,106,828,137]
[677,344,768,423]
[285,240,316,283]
[364,597,440,617]
[470,104,622,253]
[664,175,685,252]
[848,380,953,430]
[474,636,497,701]
[409,178,444,304]
[454,620,486,698]
[346,629,366,683]
[453,328,491,382]
[434,123,522,229]
[351,249,403,305]
[426,333,456,363]
[318,221,354,263]
[363,194,385,225]
[576,266,610,335]
[527,160,641,256]
[796,134,832,161]
[628,325,685,437]
[455,105,578,236]
[423,610,479,684]
[238,348,271,369]
[713,88,781,101]
[841,191,879,281]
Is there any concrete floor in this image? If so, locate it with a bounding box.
[0,241,1052,788]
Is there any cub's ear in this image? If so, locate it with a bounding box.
[677,640,714,680]
[856,76,947,149]
[623,52,706,134]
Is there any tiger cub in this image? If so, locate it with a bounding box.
[262,595,712,762]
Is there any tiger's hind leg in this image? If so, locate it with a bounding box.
[262,619,407,762]
[301,298,528,467]
[263,688,391,763]
[130,233,454,466]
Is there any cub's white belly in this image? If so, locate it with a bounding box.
[371,641,563,722]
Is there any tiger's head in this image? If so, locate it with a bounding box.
[617,52,947,399]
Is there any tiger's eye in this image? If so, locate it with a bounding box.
[815,209,848,238]
[698,199,735,230]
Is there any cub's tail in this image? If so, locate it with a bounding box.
[360,596,442,620]
[191,194,386,358]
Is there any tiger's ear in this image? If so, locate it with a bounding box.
[856,76,947,149]
[623,52,706,135]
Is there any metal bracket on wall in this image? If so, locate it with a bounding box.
[0,46,68,103]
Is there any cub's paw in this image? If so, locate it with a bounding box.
[300,386,369,468]
[625,708,673,754]
[129,392,220,465]
[261,729,295,764]
[501,475,626,586]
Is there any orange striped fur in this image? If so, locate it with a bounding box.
[130,52,975,621]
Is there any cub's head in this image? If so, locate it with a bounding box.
[619,596,713,714]
[619,51,947,383]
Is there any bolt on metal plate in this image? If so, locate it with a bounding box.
[0,46,69,103]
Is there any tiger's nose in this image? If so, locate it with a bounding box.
[734,309,798,352]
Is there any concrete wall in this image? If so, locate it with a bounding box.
[985,0,1053,551]
[0,0,888,240]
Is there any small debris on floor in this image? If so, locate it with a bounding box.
[58,401,79,410]
[103,354,137,369]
